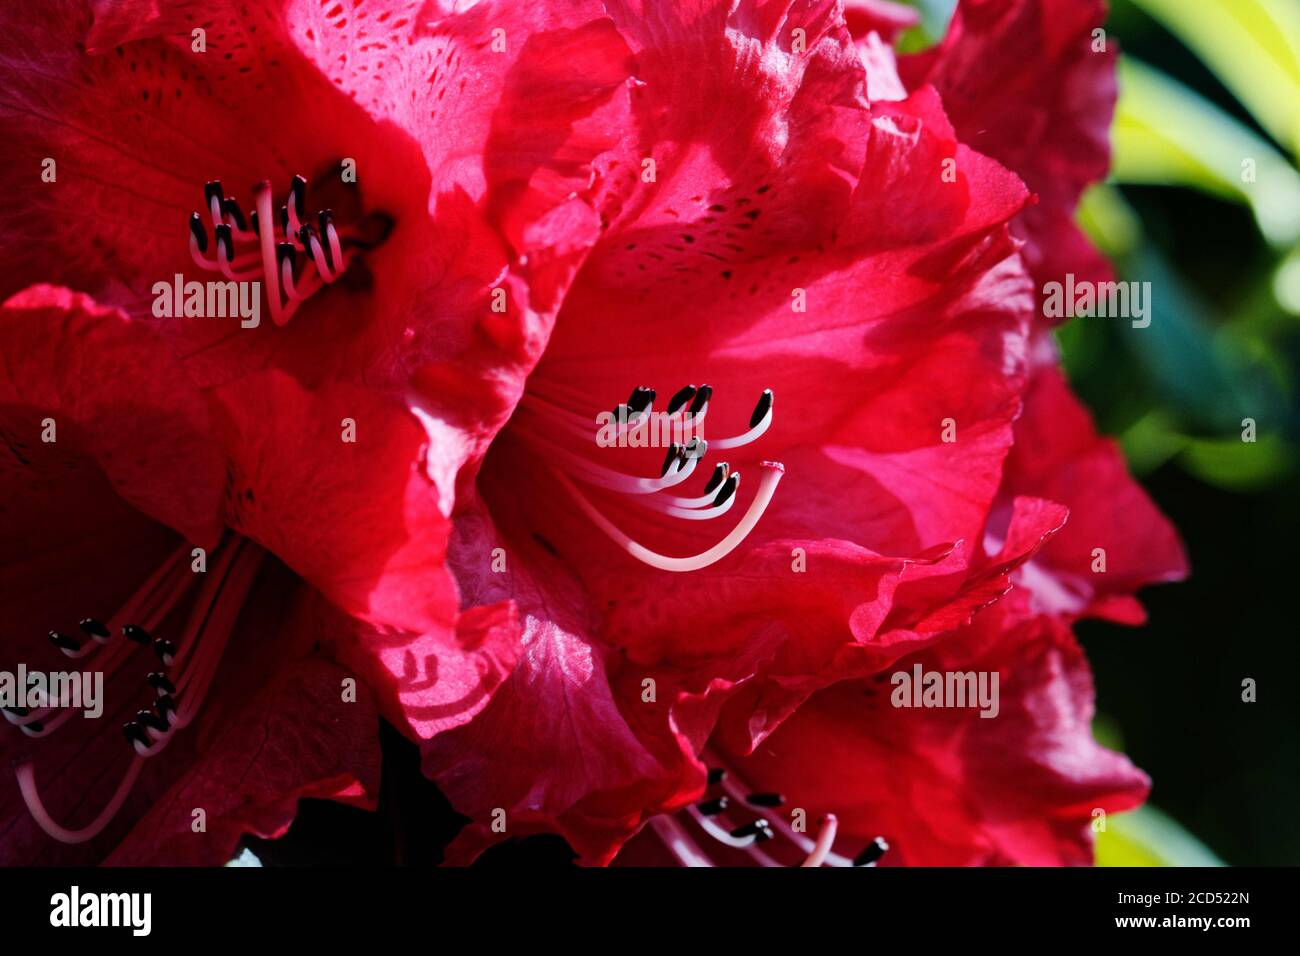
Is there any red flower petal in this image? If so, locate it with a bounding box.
[722,610,1149,866]
[901,0,1118,297]
[211,370,457,635]
[106,653,380,866]
[1001,353,1189,623]
[0,285,225,547]
[334,599,524,742]
[0,558,379,865]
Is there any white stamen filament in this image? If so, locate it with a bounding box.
[522,394,657,444]
[44,545,191,669]
[647,816,715,868]
[568,445,700,494]
[801,815,839,867]
[15,758,145,845]
[218,243,262,282]
[306,235,336,283]
[640,474,739,520]
[661,471,731,509]
[325,221,343,269]
[707,753,852,867]
[553,462,783,572]
[282,257,303,302]
[518,412,700,496]
[253,182,287,325]
[709,399,773,450]
[227,217,257,243]
[686,805,779,864]
[12,542,264,844]
[189,231,219,271]
[165,538,245,676]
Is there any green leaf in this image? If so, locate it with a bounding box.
[1118,410,1189,475]
[1112,57,1300,245]
[895,0,958,52]
[1078,183,1143,259]
[1127,0,1300,157]
[1180,432,1297,490]
[1097,806,1226,867]
[1273,244,1300,316]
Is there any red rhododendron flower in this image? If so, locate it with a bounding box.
[0,0,637,766]
[606,0,1184,867]
[0,286,405,863]
[414,0,1182,868]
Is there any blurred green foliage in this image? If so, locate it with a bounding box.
[1095,0,1300,492]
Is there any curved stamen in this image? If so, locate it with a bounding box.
[622,386,655,418]
[204,180,224,231]
[853,837,890,868]
[522,416,700,495]
[801,815,839,867]
[641,473,740,520]
[11,540,263,844]
[686,804,774,850]
[191,176,376,326]
[79,619,111,644]
[659,443,683,478]
[687,384,713,419]
[15,757,146,845]
[148,673,176,695]
[661,462,730,508]
[320,210,343,269]
[648,816,715,868]
[188,212,218,271]
[709,390,773,450]
[8,708,76,737]
[300,226,337,283]
[706,753,859,867]
[666,384,697,416]
[252,181,287,325]
[578,444,700,494]
[47,631,82,657]
[288,175,307,233]
[222,196,254,241]
[215,225,261,281]
[553,462,783,572]
[12,550,193,729]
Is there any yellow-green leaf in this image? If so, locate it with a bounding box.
[1112,57,1300,245]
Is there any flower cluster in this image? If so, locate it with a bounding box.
[0,0,1185,866]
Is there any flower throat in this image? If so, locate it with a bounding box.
[4,537,262,845]
[186,169,392,326]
